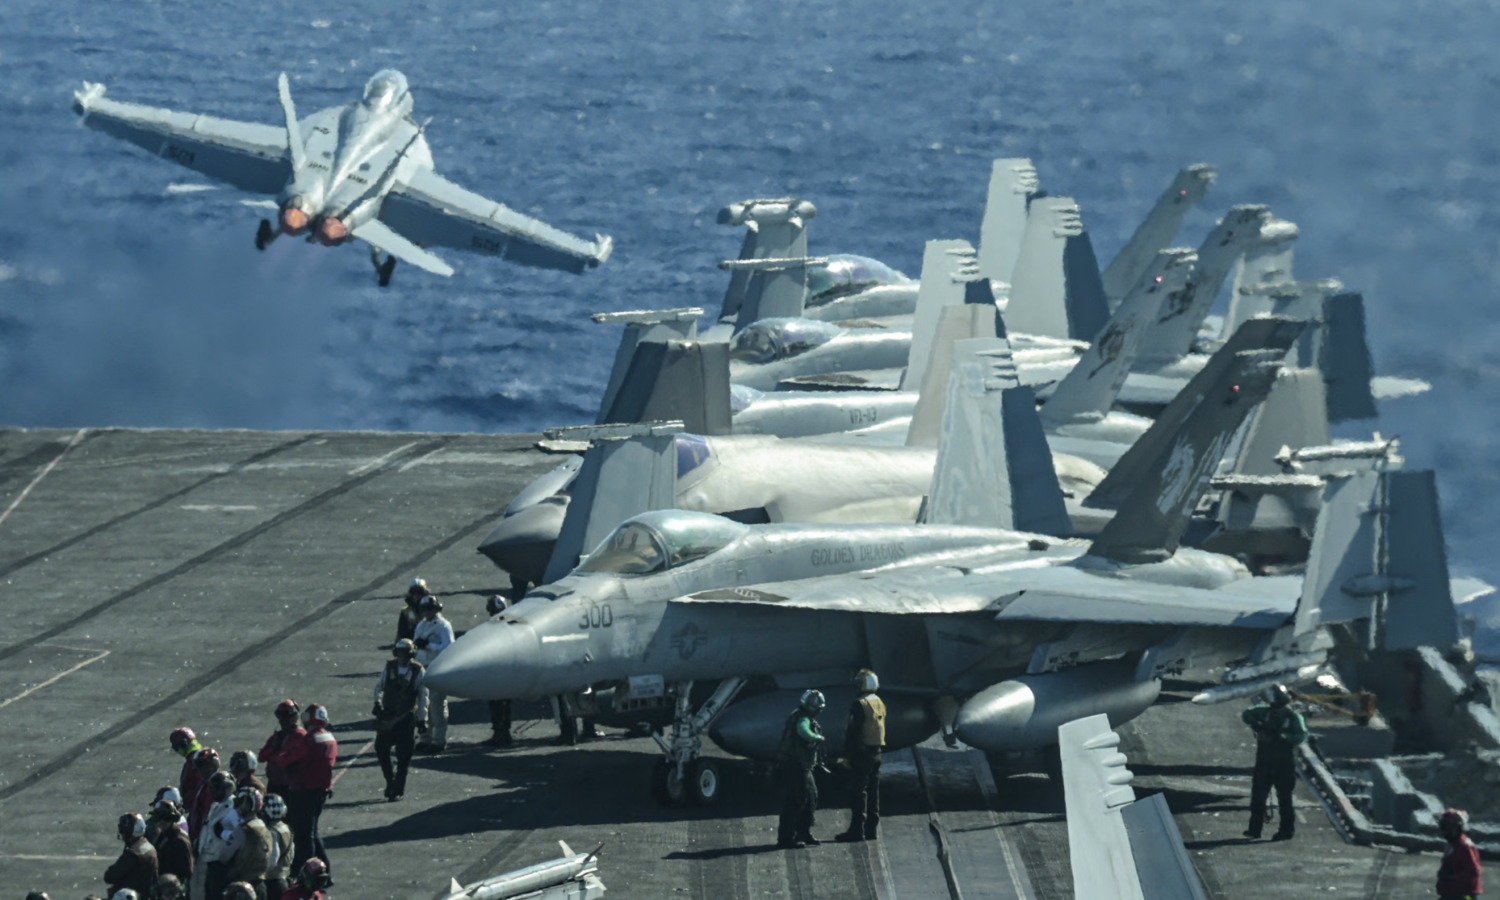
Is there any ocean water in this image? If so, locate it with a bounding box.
[1,0,1497,585]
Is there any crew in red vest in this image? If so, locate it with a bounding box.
[265,704,337,884]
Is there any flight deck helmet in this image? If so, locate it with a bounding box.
[118,812,147,843]
[420,595,443,614]
[856,668,880,693]
[394,638,416,660]
[303,703,330,728]
[298,858,331,890]
[274,699,300,722]
[799,690,826,713]
[262,793,287,823]
[168,727,197,755]
[1440,808,1469,838]
[1266,684,1293,707]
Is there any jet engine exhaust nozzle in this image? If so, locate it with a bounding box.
[279,207,310,236]
[315,217,349,246]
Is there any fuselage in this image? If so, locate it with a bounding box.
[274,70,432,246]
[429,511,1253,702]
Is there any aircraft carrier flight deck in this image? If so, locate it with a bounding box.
[0,427,1437,899]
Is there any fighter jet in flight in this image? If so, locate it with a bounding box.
[72,70,612,285]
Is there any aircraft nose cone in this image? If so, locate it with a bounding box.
[424,619,541,700]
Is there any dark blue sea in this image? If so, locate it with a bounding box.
[2,1,1498,586]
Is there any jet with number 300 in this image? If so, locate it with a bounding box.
[72,70,612,285]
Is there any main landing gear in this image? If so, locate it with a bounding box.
[371,248,398,287]
[650,677,746,807]
[255,219,277,251]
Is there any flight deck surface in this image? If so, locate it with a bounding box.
[0,427,1435,898]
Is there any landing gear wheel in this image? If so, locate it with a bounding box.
[377,254,398,287]
[651,759,687,806]
[255,219,276,251]
[688,758,721,806]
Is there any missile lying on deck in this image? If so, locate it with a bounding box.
[439,841,605,900]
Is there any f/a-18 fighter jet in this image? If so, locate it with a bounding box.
[71,70,612,285]
[427,317,1463,806]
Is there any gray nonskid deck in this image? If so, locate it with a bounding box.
[0,428,1446,899]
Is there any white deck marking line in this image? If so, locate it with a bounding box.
[0,428,88,529]
[1,853,113,860]
[0,650,110,710]
[348,441,420,476]
[330,739,375,786]
[398,446,448,472]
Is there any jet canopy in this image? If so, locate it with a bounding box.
[729,318,843,364]
[807,254,903,303]
[578,510,750,575]
[729,384,764,413]
[362,69,410,110]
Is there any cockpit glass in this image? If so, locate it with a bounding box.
[577,522,669,575]
[728,318,842,363]
[807,254,902,302]
[363,69,409,109]
[729,384,764,414]
[675,433,712,477]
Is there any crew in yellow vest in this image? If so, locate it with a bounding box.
[837,668,886,842]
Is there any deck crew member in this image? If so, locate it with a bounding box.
[372,638,427,800]
[258,701,303,799]
[837,669,886,843]
[1437,808,1483,900]
[266,705,337,881]
[1241,683,1307,841]
[397,578,430,644]
[484,595,514,748]
[260,795,294,900]
[775,689,827,850]
[105,813,159,900]
[414,596,454,752]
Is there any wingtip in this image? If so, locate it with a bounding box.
[72,81,105,115]
[590,234,614,267]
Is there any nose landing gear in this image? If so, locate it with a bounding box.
[650,677,746,807]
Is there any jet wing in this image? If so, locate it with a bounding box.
[677,563,1298,628]
[378,168,612,274]
[72,83,291,195]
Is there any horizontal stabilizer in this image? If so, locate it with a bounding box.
[353,219,454,276]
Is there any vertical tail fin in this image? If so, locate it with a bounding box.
[1296,469,1458,651]
[1132,205,1272,368]
[542,423,681,583]
[716,198,818,329]
[1224,219,1299,328]
[592,308,702,422]
[1320,291,1378,422]
[903,240,977,390]
[1006,196,1111,341]
[905,301,1003,447]
[599,338,732,436]
[924,338,1070,535]
[1100,164,1216,308]
[1041,248,1194,427]
[1086,318,1307,563]
[1227,367,1329,476]
[976,158,1039,284]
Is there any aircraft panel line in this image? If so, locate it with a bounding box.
[0,431,319,580]
[0,437,447,666]
[0,492,499,803]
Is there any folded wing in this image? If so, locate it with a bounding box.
[380,168,612,274]
[72,83,291,194]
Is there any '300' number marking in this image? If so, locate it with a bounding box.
[578,603,613,629]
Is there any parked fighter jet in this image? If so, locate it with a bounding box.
[72,70,612,285]
[428,336,1459,804]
